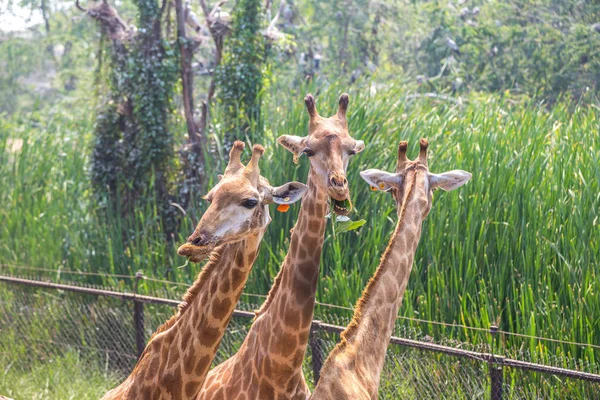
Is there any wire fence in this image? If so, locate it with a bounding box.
[1,273,600,399]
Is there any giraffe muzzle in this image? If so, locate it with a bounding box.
[177,240,216,263]
[327,173,352,216]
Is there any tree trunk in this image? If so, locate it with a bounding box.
[175,0,206,208]
[175,0,201,145]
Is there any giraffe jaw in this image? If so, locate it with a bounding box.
[177,243,215,263]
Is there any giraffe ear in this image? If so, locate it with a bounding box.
[277,135,307,161]
[269,182,308,205]
[359,169,403,192]
[428,170,472,191]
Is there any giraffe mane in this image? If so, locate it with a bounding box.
[253,251,288,318]
[148,247,226,340]
[334,172,416,351]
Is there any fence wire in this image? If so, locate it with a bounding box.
[1,278,599,399]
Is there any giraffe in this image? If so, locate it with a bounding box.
[198,93,365,399]
[101,141,308,400]
[310,139,472,399]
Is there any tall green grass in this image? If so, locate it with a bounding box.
[1,81,599,365]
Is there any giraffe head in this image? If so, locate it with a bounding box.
[360,139,471,219]
[277,93,365,216]
[178,141,308,263]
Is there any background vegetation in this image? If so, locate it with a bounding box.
[1,0,599,397]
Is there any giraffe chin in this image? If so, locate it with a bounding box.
[177,243,215,264]
[331,197,352,216]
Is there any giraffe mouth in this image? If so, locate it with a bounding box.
[177,243,215,263]
[331,197,352,216]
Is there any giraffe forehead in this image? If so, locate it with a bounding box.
[312,123,344,136]
[310,116,348,136]
[211,180,259,202]
[307,133,357,155]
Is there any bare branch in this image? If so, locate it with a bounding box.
[266,0,282,32]
[263,0,285,42]
[77,0,133,42]
[175,0,201,144]
[209,0,227,17]
[198,0,210,17]
[75,0,87,12]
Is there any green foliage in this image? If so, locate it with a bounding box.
[0,3,102,114]
[217,0,265,144]
[410,0,600,101]
[300,0,383,70]
[334,218,366,234]
[91,103,124,199]
[0,38,44,114]
[268,0,600,102]
[90,0,178,227]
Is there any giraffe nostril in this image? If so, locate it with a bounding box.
[329,175,348,188]
[190,234,205,246]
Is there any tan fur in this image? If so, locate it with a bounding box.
[149,248,225,341]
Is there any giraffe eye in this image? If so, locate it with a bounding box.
[241,198,259,209]
[302,148,315,157]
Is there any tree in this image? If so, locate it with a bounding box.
[216,0,265,147]
[78,0,177,231]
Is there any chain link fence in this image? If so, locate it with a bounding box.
[1,275,600,399]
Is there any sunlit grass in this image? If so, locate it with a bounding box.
[0,351,119,400]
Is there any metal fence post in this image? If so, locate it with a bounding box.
[134,271,145,358]
[310,320,324,385]
[489,325,504,400]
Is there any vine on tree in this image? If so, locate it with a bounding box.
[216,0,265,147]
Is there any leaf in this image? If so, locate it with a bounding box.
[335,219,366,234]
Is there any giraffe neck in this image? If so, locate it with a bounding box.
[104,233,262,400]
[245,168,328,386]
[315,171,426,397]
